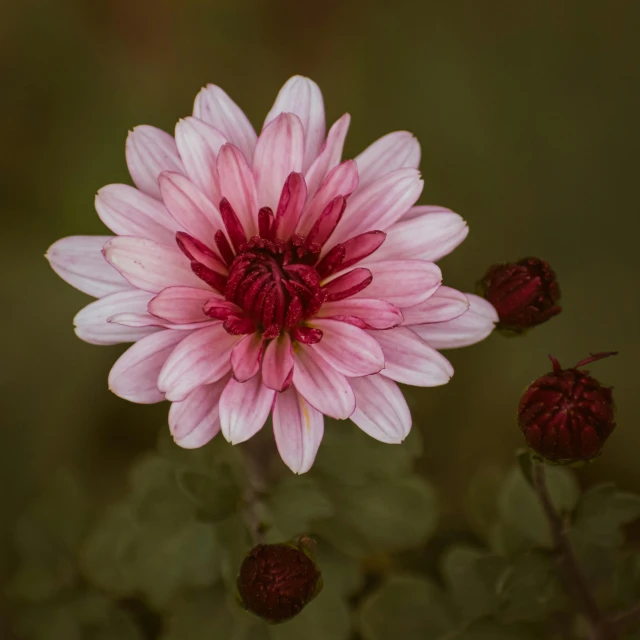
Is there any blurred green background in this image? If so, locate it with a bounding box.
[1,0,638,623]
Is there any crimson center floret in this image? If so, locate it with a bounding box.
[175,190,383,344]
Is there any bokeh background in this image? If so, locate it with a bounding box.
[1,0,639,630]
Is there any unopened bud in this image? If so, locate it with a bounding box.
[518,352,617,464]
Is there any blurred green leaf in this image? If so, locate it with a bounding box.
[516,450,534,487]
[216,514,253,589]
[496,552,566,623]
[358,575,455,640]
[497,465,579,548]
[315,476,438,556]
[266,476,333,541]
[572,483,640,548]
[440,545,500,620]
[465,466,505,539]
[9,470,89,601]
[177,471,241,523]
[315,544,363,598]
[446,619,541,640]
[312,422,422,486]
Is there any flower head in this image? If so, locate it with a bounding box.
[518,352,618,464]
[479,257,561,332]
[236,539,322,623]
[46,76,498,472]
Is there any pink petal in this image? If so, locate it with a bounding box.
[106,312,167,328]
[370,208,468,263]
[175,232,227,274]
[74,290,157,345]
[374,327,454,386]
[231,333,264,382]
[169,377,227,448]
[316,298,403,330]
[398,204,452,223]
[349,374,411,443]
[305,196,346,248]
[322,267,372,302]
[158,324,240,401]
[103,236,206,293]
[192,84,257,162]
[297,160,359,236]
[401,286,469,326]
[275,172,307,240]
[174,116,226,205]
[292,345,355,419]
[217,143,259,237]
[253,113,304,211]
[354,131,421,187]
[148,286,220,324]
[305,113,351,199]
[158,172,223,248]
[108,329,190,404]
[329,168,423,246]
[262,333,294,391]
[273,387,324,474]
[351,260,441,307]
[309,318,385,377]
[95,184,177,245]
[317,231,386,277]
[219,375,275,444]
[125,126,185,199]
[46,236,131,298]
[413,294,498,349]
[264,75,326,172]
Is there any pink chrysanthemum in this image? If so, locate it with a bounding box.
[46,76,498,473]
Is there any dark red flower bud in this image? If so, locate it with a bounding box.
[479,257,561,332]
[518,352,618,464]
[236,538,323,623]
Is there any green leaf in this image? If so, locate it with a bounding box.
[161,589,242,640]
[216,514,254,589]
[266,476,333,541]
[177,471,242,523]
[315,476,438,556]
[315,544,363,598]
[269,592,351,640]
[516,450,534,486]
[440,545,500,620]
[496,551,566,623]
[312,421,422,486]
[447,619,541,640]
[9,471,89,601]
[465,466,505,538]
[573,483,640,548]
[358,575,455,640]
[497,465,579,548]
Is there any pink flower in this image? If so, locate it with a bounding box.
[46,76,497,473]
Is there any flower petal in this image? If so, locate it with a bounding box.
[148,286,220,324]
[275,172,307,240]
[231,333,264,382]
[413,294,498,349]
[370,207,468,263]
[329,168,423,246]
[264,75,325,172]
[108,329,190,404]
[262,333,294,391]
[297,160,358,236]
[125,126,185,199]
[273,386,324,474]
[217,143,259,237]
[95,184,177,244]
[354,131,420,187]
[305,113,351,199]
[322,267,372,302]
[219,375,275,444]
[174,116,227,204]
[316,298,403,329]
[401,286,470,326]
[169,377,227,448]
[46,236,131,298]
[253,113,304,211]
[192,84,257,162]
[292,345,355,419]
[74,290,157,345]
[103,236,206,293]
[374,326,453,386]
[349,374,411,443]
[351,260,441,307]
[158,172,223,247]
[157,324,240,401]
[309,318,385,377]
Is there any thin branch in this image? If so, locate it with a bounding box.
[611,601,640,635]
